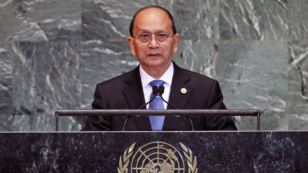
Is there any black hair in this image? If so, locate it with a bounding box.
[129,5,177,36]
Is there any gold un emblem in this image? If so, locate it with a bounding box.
[117,141,198,173]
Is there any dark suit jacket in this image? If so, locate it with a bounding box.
[83,63,237,131]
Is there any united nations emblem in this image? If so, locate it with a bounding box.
[117,141,198,173]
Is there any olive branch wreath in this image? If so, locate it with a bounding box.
[117,142,136,173]
[117,142,198,173]
[180,142,198,173]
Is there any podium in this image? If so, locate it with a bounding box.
[0,132,307,172]
[1,109,307,172]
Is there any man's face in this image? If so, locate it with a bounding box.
[128,8,180,72]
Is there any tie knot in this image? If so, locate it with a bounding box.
[150,80,165,87]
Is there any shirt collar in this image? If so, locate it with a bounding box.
[139,63,174,87]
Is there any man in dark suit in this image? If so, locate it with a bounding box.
[83,5,237,131]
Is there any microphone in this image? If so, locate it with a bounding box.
[122,86,162,131]
[137,87,159,109]
[153,85,195,131]
[122,85,195,131]
[152,86,179,109]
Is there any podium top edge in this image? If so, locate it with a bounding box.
[55,109,263,117]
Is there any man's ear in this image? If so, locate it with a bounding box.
[172,34,181,54]
[128,36,136,57]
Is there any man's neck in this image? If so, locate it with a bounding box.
[141,63,172,79]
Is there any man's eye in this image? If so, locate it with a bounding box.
[157,33,168,38]
[139,34,150,38]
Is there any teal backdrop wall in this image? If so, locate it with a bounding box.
[0,0,307,131]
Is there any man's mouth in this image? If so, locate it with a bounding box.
[148,53,161,57]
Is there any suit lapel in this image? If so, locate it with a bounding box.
[122,67,152,130]
[163,64,193,130]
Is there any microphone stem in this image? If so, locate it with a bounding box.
[159,95,195,131]
[159,95,176,109]
[123,93,157,131]
[123,85,195,131]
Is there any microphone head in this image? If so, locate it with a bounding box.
[152,86,159,95]
[152,85,164,96]
[158,86,164,96]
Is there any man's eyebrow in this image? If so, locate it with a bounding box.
[138,31,150,33]
[139,30,169,33]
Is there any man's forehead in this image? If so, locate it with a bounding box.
[136,7,168,15]
[134,7,172,23]
[129,6,176,36]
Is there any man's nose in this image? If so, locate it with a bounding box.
[148,35,159,48]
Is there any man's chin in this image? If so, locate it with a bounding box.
[142,60,171,70]
[147,55,162,60]
[147,57,165,64]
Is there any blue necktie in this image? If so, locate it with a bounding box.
[149,80,165,131]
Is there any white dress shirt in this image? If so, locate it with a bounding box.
[139,63,174,109]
